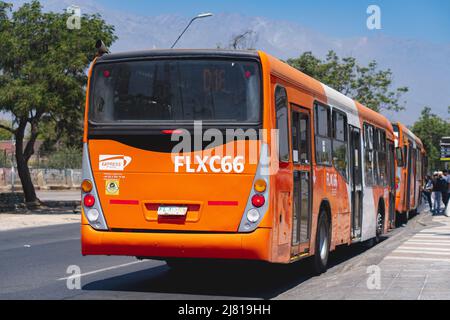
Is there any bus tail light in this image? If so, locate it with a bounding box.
[251,194,265,208]
[254,179,267,193]
[247,209,260,223]
[81,179,93,193]
[84,194,95,207]
[86,209,100,222]
[395,177,400,190]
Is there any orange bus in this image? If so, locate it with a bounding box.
[81,49,396,273]
[393,122,425,225]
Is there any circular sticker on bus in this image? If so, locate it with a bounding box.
[105,180,119,196]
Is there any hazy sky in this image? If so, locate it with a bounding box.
[95,0,450,44]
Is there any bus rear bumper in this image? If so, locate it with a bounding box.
[81,224,272,262]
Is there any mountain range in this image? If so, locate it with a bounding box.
[9,0,450,125]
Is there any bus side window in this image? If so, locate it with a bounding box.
[291,108,311,165]
[275,86,289,163]
[314,103,332,166]
[375,129,387,186]
[403,146,408,168]
[332,110,348,179]
[299,113,310,165]
[395,147,404,167]
[363,123,375,186]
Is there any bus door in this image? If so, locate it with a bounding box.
[405,142,413,212]
[291,106,312,256]
[411,147,417,209]
[349,126,363,239]
[387,140,396,228]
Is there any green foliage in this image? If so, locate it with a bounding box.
[411,107,450,171]
[287,51,409,112]
[0,148,13,167]
[0,0,116,131]
[0,0,117,201]
[0,120,12,140]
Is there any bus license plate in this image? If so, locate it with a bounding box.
[157,206,188,217]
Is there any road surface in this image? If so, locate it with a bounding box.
[1,206,449,300]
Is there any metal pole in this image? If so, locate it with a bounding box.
[10,113,14,193]
[171,18,196,49]
[171,13,213,49]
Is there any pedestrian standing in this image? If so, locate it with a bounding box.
[423,175,433,211]
[443,169,450,208]
[432,172,442,214]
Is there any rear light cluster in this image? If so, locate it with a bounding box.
[81,144,108,231]
[82,179,100,224]
[246,179,267,223]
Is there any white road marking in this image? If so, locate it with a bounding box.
[385,256,450,263]
[417,274,429,300]
[398,246,450,252]
[394,249,450,256]
[412,235,450,239]
[57,260,146,281]
[405,241,450,246]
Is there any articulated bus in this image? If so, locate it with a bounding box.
[81,49,396,273]
[393,122,425,225]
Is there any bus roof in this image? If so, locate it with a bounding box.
[394,122,424,150]
[96,49,260,62]
[261,51,394,137]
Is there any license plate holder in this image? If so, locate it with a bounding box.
[157,206,188,217]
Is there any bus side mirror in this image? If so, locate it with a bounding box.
[395,147,404,167]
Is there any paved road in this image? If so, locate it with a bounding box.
[1,206,444,300]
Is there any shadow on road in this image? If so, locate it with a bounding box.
[82,239,384,299]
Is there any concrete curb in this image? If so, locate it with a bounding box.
[42,200,80,208]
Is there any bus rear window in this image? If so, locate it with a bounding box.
[89,59,261,124]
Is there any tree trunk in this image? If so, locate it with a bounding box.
[14,120,38,204]
[15,148,37,203]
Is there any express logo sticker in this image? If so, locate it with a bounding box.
[105,180,120,196]
[99,155,132,171]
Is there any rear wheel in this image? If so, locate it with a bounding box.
[375,207,384,243]
[313,211,331,274]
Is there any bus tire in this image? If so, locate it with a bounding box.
[313,210,331,274]
[375,202,385,243]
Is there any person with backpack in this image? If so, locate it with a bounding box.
[423,175,433,211]
[432,172,448,214]
[443,170,450,208]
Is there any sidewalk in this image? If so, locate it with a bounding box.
[378,213,450,299]
[37,190,80,202]
[277,208,450,300]
[0,210,80,231]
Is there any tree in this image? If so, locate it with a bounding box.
[410,107,450,171]
[0,1,117,203]
[287,51,409,112]
[0,120,12,140]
